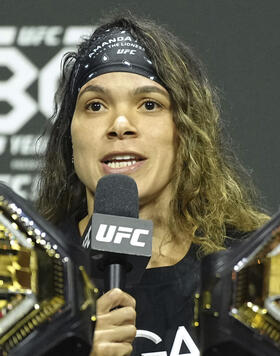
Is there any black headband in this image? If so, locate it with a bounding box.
[70,28,163,98]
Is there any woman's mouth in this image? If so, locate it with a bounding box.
[101,153,146,174]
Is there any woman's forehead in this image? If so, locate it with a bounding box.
[77,72,170,99]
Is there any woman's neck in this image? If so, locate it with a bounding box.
[144,213,192,268]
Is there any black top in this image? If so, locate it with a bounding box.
[127,243,200,355]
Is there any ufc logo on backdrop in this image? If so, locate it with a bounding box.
[0,26,93,135]
[96,224,149,247]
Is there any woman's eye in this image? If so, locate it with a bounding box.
[143,101,161,111]
[87,102,103,111]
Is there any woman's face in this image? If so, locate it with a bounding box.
[71,72,176,210]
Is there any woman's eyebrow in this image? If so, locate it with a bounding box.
[78,84,169,99]
[78,85,107,99]
[133,85,169,98]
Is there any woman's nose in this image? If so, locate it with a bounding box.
[106,115,138,139]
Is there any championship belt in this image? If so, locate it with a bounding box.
[197,211,280,356]
[0,182,98,356]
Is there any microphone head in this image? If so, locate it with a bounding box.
[94,174,139,218]
[90,174,153,289]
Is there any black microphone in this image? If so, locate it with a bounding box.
[90,174,153,292]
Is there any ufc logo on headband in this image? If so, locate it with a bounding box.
[96,224,148,247]
[117,49,136,55]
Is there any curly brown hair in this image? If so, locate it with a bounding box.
[36,13,269,254]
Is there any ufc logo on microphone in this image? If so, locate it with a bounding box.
[96,224,148,247]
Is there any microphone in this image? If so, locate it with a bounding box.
[90,174,153,292]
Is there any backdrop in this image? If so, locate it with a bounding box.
[0,0,279,213]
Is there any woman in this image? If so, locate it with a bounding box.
[37,13,268,356]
